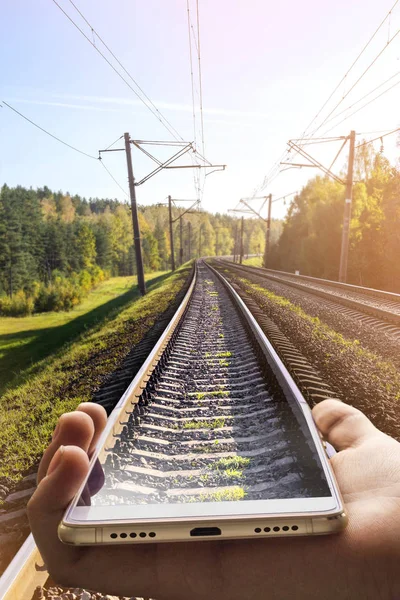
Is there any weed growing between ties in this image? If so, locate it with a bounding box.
[211,456,250,470]
[0,264,192,489]
[193,390,229,400]
[183,417,226,430]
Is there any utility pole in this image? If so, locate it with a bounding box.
[168,197,199,269]
[179,213,184,266]
[338,130,356,283]
[285,133,357,282]
[188,222,192,261]
[233,223,237,262]
[239,216,244,264]
[124,132,146,296]
[264,193,272,268]
[198,224,203,257]
[168,195,175,272]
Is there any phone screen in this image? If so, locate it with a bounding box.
[75,269,334,516]
[77,399,331,510]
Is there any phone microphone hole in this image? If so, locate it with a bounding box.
[120,532,127,538]
[130,532,137,538]
[282,526,289,532]
[273,526,280,532]
[291,525,299,531]
[264,527,271,532]
[139,532,147,538]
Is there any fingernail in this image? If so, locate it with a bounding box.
[48,445,65,475]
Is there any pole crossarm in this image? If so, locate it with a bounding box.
[240,199,267,221]
[171,199,200,222]
[286,141,346,185]
[99,141,226,186]
[136,144,194,185]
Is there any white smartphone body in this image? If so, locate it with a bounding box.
[59,273,347,545]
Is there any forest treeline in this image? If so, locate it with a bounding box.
[269,147,400,292]
[0,184,279,315]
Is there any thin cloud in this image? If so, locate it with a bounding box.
[7,99,119,112]
[50,93,270,119]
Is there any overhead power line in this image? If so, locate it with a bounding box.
[2,100,98,160]
[356,126,400,148]
[310,25,400,137]
[51,0,184,142]
[323,77,400,134]
[302,0,400,139]
[3,100,130,198]
[99,159,129,198]
[186,0,201,201]
[321,70,400,128]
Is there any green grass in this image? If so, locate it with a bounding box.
[193,390,229,400]
[242,256,263,267]
[0,273,168,396]
[210,456,250,470]
[182,417,226,430]
[0,264,191,486]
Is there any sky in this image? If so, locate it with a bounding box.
[1,0,400,220]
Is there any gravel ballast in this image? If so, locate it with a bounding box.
[220,266,400,440]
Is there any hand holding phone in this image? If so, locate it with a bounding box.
[28,399,400,600]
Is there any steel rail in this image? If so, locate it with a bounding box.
[231,262,400,303]
[219,261,400,328]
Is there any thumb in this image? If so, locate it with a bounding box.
[28,445,89,570]
[312,399,378,451]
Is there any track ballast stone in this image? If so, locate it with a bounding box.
[219,265,400,440]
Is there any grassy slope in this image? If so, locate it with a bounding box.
[0,265,191,485]
[242,256,263,267]
[0,273,167,396]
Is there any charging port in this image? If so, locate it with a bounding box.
[190,527,221,537]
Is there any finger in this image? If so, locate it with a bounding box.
[37,411,94,483]
[28,445,90,574]
[312,399,378,451]
[76,402,107,454]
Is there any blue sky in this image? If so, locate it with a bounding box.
[1,0,400,218]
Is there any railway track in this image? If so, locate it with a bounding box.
[0,261,335,599]
[218,261,400,338]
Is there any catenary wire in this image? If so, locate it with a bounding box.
[310,26,400,138]
[301,0,400,139]
[323,77,400,134]
[356,126,400,148]
[67,0,185,142]
[99,159,129,198]
[2,101,98,160]
[196,0,206,202]
[51,0,183,142]
[186,0,201,201]
[321,70,400,128]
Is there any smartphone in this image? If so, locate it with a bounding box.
[59,277,347,545]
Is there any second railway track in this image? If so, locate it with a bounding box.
[219,261,400,337]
